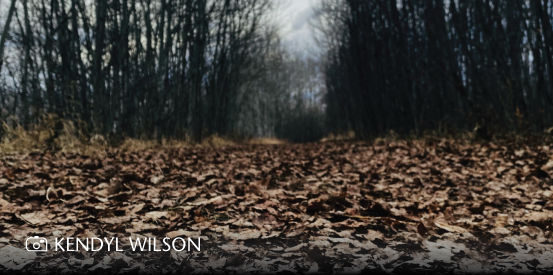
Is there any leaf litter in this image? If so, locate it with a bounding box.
[0,140,553,273]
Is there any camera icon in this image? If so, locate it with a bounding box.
[25,236,48,252]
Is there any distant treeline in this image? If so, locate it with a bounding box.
[0,0,325,143]
[318,0,553,138]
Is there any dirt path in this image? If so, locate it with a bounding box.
[0,141,552,274]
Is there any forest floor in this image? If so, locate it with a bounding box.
[0,139,553,274]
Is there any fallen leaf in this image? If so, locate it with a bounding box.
[144,211,168,220]
[166,229,201,238]
[19,211,50,225]
[0,246,36,270]
[434,220,468,233]
[417,222,429,237]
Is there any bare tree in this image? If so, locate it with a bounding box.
[1,0,313,143]
[316,0,553,138]
[0,0,17,73]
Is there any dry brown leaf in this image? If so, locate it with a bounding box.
[3,140,553,273]
[166,229,201,238]
[0,246,36,270]
[434,220,468,233]
[417,222,429,237]
[19,211,50,225]
[227,229,261,240]
[523,211,552,222]
[150,175,164,185]
[144,211,168,220]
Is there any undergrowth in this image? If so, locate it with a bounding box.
[4,114,550,155]
[0,115,287,154]
[0,114,102,154]
[320,127,553,148]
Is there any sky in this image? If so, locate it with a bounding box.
[0,0,322,57]
[276,0,320,53]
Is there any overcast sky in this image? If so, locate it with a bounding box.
[0,0,322,54]
[276,0,320,53]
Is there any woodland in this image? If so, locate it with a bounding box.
[1,0,553,274]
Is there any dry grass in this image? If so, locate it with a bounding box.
[320,131,356,142]
[1,115,55,153]
[117,138,160,151]
[248,137,286,145]
[117,134,240,151]
[118,138,196,151]
[0,115,109,155]
[202,134,237,147]
[0,115,255,154]
[3,115,553,155]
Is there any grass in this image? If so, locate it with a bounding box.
[202,134,238,147]
[320,131,356,142]
[248,137,286,145]
[0,114,100,154]
[7,114,548,155]
[0,115,289,154]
